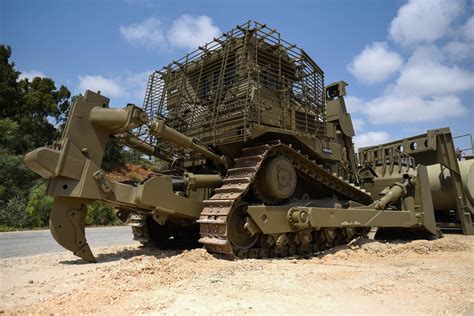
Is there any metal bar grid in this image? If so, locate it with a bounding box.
[139,20,325,154]
[358,146,415,177]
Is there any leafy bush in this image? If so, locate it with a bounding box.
[0,225,16,232]
[149,160,169,173]
[0,196,30,228]
[26,181,53,227]
[86,202,120,226]
[27,182,120,227]
[126,171,142,182]
[0,181,121,229]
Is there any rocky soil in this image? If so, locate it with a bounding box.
[1,234,473,315]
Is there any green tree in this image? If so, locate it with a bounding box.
[0,118,19,149]
[0,148,38,203]
[102,139,126,171]
[0,46,22,119]
[0,45,74,228]
[13,77,71,153]
[1,45,72,154]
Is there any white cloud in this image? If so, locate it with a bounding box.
[122,71,152,102]
[441,15,474,61]
[443,41,474,61]
[352,118,365,133]
[461,16,474,41]
[120,18,165,48]
[347,42,403,84]
[345,0,472,141]
[167,15,221,50]
[345,96,366,114]
[350,94,468,124]
[354,131,391,150]
[78,75,124,98]
[77,71,152,104]
[120,15,220,50]
[19,70,45,80]
[389,0,463,46]
[390,46,474,96]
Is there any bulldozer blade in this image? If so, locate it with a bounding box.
[49,198,96,263]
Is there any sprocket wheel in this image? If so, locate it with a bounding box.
[255,155,297,202]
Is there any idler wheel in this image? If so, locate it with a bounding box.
[227,202,259,250]
[256,156,297,201]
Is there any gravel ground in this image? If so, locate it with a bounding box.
[1,234,473,315]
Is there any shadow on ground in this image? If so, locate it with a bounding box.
[59,245,194,265]
[60,236,437,265]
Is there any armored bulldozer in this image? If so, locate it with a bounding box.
[24,21,474,262]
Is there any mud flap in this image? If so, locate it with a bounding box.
[49,198,96,263]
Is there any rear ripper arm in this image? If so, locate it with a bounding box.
[24,91,220,262]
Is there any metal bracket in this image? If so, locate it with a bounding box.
[152,211,168,225]
[92,170,112,194]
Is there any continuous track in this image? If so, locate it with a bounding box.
[198,141,373,258]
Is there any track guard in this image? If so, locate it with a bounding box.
[49,198,96,263]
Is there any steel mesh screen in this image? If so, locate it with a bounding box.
[139,20,325,148]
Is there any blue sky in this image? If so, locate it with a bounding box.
[1,0,473,150]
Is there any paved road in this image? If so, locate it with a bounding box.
[0,226,138,259]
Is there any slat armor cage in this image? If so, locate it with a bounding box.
[141,20,325,149]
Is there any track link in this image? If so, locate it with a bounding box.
[198,141,373,257]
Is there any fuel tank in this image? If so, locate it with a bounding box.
[427,160,474,210]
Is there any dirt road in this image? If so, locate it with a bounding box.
[1,234,473,315]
